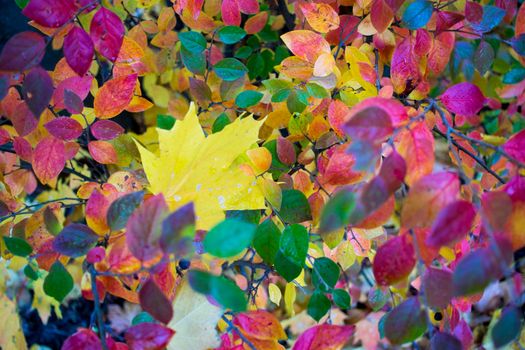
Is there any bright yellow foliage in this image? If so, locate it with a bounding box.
[137,103,266,229]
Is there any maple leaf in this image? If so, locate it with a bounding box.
[167,278,223,350]
[0,294,27,350]
[137,103,265,229]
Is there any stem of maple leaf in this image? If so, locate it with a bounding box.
[89,265,109,350]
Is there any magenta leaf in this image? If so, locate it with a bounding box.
[22,0,77,27]
[440,82,485,116]
[426,200,476,248]
[0,31,46,72]
[64,26,94,76]
[91,120,124,140]
[139,278,173,324]
[45,117,83,141]
[90,7,125,62]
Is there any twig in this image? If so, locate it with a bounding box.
[89,265,108,350]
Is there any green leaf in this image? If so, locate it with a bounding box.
[502,68,525,84]
[3,236,33,257]
[319,189,355,234]
[307,291,331,321]
[210,275,247,312]
[24,264,39,280]
[179,31,207,52]
[157,115,175,130]
[218,26,246,44]
[278,189,312,224]
[43,261,73,302]
[132,312,155,325]
[306,83,329,99]
[402,0,433,30]
[214,58,248,81]
[271,88,291,103]
[332,288,351,309]
[246,54,265,80]
[492,307,523,348]
[262,79,294,94]
[107,191,144,231]
[274,224,308,282]
[286,89,308,114]
[235,90,263,108]
[212,113,231,133]
[181,47,206,75]
[235,46,253,59]
[203,219,256,258]
[226,210,261,225]
[312,257,340,292]
[384,297,427,345]
[188,270,247,311]
[253,218,281,264]
[15,0,29,9]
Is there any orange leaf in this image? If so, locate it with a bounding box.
[301,3,340,33]
[94,74,137,119]
[88,140,118,164]
[401,172,459,228]
[234,310,286,341]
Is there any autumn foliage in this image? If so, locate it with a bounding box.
[1,0,525,348]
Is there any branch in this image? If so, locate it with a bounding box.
[276,0,296,31]
[89,265,109,350]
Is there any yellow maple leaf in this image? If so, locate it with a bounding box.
[0,294,27,350]
[137,103,266,229]
[168,279,223,350]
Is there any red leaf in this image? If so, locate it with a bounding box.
[91,120,125,140]
[372,234,415,286]
[124,323,175,350]
[88,140,118,164]
[0,31,46,72]
[426,200,476,248]
[277,136,296,165]
[326,15,360,45]
[22,0,76,27]
[125,194,168,262]
[233,310,286,340]
[221,0,241,26]
[292,324,354,350]
[62,328,102,350]
[327,99,349,136]
[344,106,393,141]
[503,129,525,163]
[396,121,435,186]
[139,278,173,324]
[90,7,125,62]
[0,127,10,145]
[465,1,483,23]
[11,103,38,136]
[32,136,66,185]
[23,66,53,118]
[391,36,421,95]
[45,117,83,140]
[427,32,455,76]
[346,97,408,128]
[371,0,394,33]
[440,82,485,116]
[53,75,93,110]
[64,26,94,76]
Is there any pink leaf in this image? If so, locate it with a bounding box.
[221,0,241,26]
[90,7,125,62]
[52,75,92,110]
[0,31,46,72]
[372,234,415,286]
[238,0,259,14]
[63,89,84,114]
[11,103,38,136]
[45,117,83,141]
[124,323,175,350]
[440,82,485,116]
[62,328,102,350]
[22,0,76,28]
[423,267,453,309]
[22,66,53,118]
[503,129,525,163]
[64,26,94,76]
[91,120,125,140]
[292,324,355,350]
[426,200,476,248]
[32,136,66,185]
[13,137,32,162]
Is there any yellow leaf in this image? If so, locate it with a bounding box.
[284,282,296,316]
[137,103,266,229]
[301,3,340,33]
[0,294,27,350]
[335,241,356,270]
[268,283,282,306]
[168,279,223,350]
